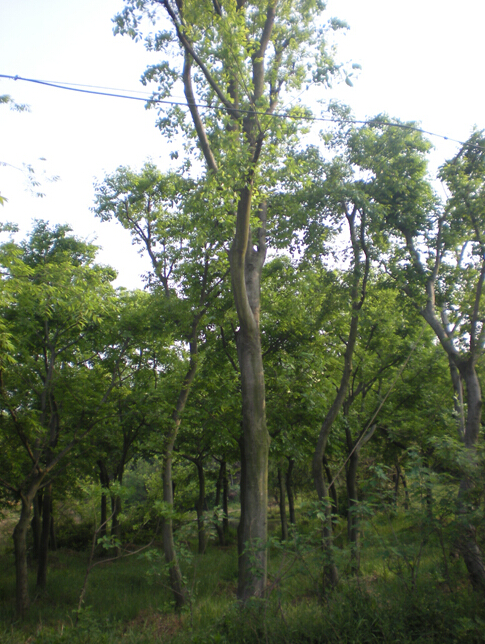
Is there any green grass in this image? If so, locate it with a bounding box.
[1,502,485,644]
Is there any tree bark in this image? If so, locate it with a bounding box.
[230,195,269,601]
[13,476,44,617]
[236,322,269,600]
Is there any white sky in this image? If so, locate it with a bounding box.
[1,0,484,288]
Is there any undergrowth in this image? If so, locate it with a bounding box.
[1,493,484,644]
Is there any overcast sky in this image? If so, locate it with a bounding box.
[1,0,484,288]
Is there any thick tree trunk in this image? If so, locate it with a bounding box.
[13,501,32,618]
[230,194,269,601]
[286,458,296,525]
[236,325,269,600]
[277,466,288,541]
[36,483,52,589]
[13,477,44,618]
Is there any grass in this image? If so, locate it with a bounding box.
[1,500,485,644]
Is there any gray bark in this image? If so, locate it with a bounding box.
[13,476,44,617]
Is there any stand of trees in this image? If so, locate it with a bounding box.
[0,0,484,625]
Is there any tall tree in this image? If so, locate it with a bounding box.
[114,0,346,600]
[350,121,485,589]
[94,164,227,606]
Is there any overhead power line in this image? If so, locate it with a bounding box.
[1,73,484,153]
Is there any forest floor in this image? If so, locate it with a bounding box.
[1,504,485,643]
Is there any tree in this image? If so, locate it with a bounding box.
[91,290,166,544]
[0,222,121,616]
[114,0,346,600]
[349,120,485,589]
[94,164,227,606]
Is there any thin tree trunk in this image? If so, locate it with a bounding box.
[195,459,207,554]
[222,460,229,542]
[345,421,375,576]
[312,208,370,590]
[162,435,185,609]
[346,451,359,574]
[214,460,225,546]
[448,356,465,439]
[36,483,52,589]
[286,458,295,525]
[97,459,110,540]
[394,461,401,505]
[277,466,288,541]
[161,333,199,609]
[323,456,338,515]
[401,470,410,510]
[455,359,485,590]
